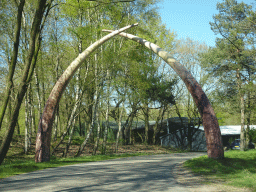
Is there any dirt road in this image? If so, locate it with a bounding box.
[0,152,251,192]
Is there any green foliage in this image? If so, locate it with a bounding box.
[199,0,256,126]
[145,78,176,105]
[201,0,255,78]
[71,136,85,145]
[249,128,256,143]
[215,111,241,125]
[184,150,256,190]
[107,128,116,142]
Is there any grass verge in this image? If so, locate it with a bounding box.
[0,153,154,179]
[184,149,256,191]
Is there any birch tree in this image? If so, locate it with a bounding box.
[115,103,124,153]
[0,0,25,131]
[76,80,101,157]
[102,69,110,154]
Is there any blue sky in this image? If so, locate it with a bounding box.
[157,0,255,47]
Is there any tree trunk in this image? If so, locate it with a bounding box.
[53,109,59,141]
[175,103,186,149]
[51,95,81,155]
[102,70,110,154]
[35,23,138,163]
[0,0,25,131]
[28,85,33,141]
[124,102,138,145]
[115,105,124,153]
[153,106,166,145]
[16,122,20,135]
[34,69,42,119]
[246,90,251,149]
[63,66,81,157]
[25,91,29,154]
[31,93,36,136]
[76,86,100,157]
[93,112,101,155]
[52,66,88,155]
[236,70,246,151]
[103,31,224,159]
[53,10,61,141]
[240,94,246,151]
[143,103,149,144]
[245,70,252,148]
[93,52,101,156]
[63,119,76,158]
[6,88,12,129]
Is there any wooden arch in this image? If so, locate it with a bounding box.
[35,24,224,162]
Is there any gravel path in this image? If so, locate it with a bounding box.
[0,152,251,192]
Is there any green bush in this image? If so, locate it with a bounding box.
[72,136,85,145]
[249,128,256,143]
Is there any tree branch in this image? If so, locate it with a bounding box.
[214,18,241,51]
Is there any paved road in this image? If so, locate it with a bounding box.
[0,152,208,192]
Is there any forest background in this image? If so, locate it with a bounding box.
[0,0,255,164]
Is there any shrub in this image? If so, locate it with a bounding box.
[249,128,256,143]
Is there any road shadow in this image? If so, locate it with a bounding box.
[0,153,210,192]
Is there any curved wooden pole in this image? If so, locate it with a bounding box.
[103,30,224,159]
[35,23,138,162]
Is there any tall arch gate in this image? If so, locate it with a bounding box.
[35,24,224,163]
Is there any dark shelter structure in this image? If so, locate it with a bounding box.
[108,117,203,149]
